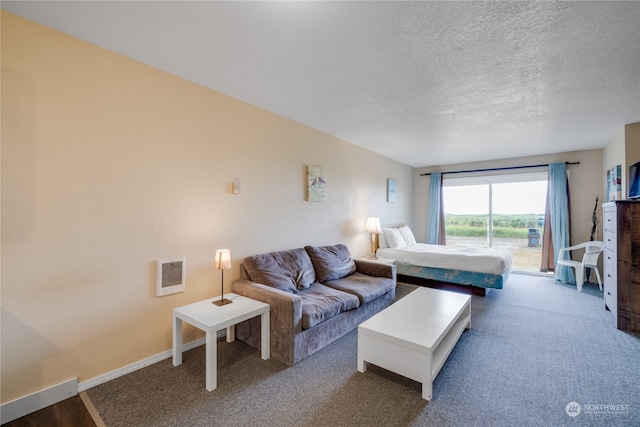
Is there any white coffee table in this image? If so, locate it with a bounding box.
[172,293,270,391]
[357,287,471,400]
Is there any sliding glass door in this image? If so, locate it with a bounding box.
[443,172,548,273]
[442,183,489,248]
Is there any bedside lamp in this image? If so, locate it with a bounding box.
[213,249,232,306]
[364,216,383,260]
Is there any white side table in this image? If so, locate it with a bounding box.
[172,293,270,391]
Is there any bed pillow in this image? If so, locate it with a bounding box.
[378,231,389,249]
[398,225,417,246]
[305,244,356,283]
[383,227,407,249]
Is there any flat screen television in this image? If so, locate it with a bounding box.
[629,161,640,200]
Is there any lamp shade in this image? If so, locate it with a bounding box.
[214,249,232,270]
[364,216,383,234]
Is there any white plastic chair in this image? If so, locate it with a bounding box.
[555,241,604,292]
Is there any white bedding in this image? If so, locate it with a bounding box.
[377,243,512,276]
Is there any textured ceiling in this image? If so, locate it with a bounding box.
[3,1,640,168]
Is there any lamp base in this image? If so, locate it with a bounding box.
[212,298,233,306]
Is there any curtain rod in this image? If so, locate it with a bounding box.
[419,161,580,177]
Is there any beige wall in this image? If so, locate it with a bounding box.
[413,149,604,247]
[0,12,413,402]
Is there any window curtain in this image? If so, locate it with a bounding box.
[541,162,574,283]
[426,172,446,245]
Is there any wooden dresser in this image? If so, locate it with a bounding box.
[603,201,640,332]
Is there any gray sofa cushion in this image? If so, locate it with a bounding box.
[243,248,316,293]
[298,283,360,329]
[305,244,356,283]
[324,272,395,304]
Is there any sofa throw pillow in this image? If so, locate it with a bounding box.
[398,225,417,246]
[243,248,316,293]
[383,227,407,249]
[305,244,356,283]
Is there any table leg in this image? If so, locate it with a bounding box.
[260,310,270,360]
[227,324,235,343]
[206,330,217,391]
[422,381,432,401]
[172,315,182,366]
[422,354,432,400]
[357,355,366,373]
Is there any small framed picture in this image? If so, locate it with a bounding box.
[306,165,326,202]
[387,178,397,203]
[156,258,186,296]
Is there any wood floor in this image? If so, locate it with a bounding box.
[3,394,100,427]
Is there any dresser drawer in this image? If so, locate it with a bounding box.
[603,248,616,271]
[604,263,617,320]
[605,264,617,287]
[604,230,617,251]
[605,284,618,322]
[603,206,617,231]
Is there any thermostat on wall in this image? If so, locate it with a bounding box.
[156,258,186,296]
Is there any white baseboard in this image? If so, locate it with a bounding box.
[1,378,78,424]
[78,336,206,392]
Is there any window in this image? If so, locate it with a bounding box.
[442,172,548,273]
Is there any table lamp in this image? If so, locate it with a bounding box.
[213,249,232,306]
[364,216,383,259]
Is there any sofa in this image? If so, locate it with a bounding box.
[231,243,396,366]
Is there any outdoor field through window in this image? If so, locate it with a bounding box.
[443,176,549,273]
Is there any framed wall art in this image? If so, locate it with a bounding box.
[306,165,326,202]
[387,178,397,203]
[606,165,621,201]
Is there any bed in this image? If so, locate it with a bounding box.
[377,224,512,296]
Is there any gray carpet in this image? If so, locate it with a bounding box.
[87,275,640,426]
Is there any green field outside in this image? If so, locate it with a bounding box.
[445,214,544,239]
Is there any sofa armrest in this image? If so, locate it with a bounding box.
[232,279,303,334]
[353,259,396,280]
